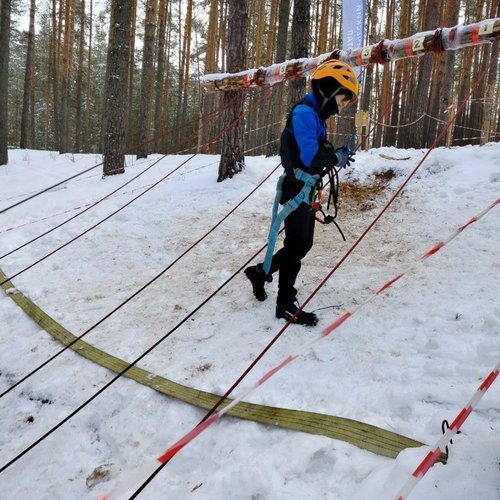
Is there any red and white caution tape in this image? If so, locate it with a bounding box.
[393,361,500,500]
[100,197,499,499]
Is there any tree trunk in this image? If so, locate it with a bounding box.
[20,0,36,149]
[102,0,133,175]
[360,0,380,126]
[254,0,265,66]
[387,0,410,147]
[287,0,310,109]
[74,0,85,152]
[199,0,219,153]
[265,0,279,65]
[409,0,439,148]
[317,0,329,54]
[59,0,75,153]
[217,0,248,182]
[481,1,499,144]
[51,0,61,152]
[125,0,137,149]
[0,0,11,165]
[377,0,395,146]
[137,0,158,159]
[84,0,93,150]
[180,0,193,132]
[153,0,167,153]
[265,0,290,157]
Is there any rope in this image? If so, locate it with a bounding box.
[0,238,275,473]
[394,360,500,500]
[0,266,425,461]
[0,86,274,287]
[126,52,495,494]
[368,112,500,135]
[0,154,196,286]
[0,89,252,215]
[118,196,499,500]
[0,162,280,401]
[0,134,281,237]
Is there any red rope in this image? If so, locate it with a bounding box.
[0,87,274,288]
[198,52,497,425]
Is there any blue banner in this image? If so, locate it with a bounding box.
[342,0,365,52]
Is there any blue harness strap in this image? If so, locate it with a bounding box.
[262,168,320,275]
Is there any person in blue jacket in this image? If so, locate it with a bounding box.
[245,59,359,326]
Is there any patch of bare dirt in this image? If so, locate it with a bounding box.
[335,180,388,213]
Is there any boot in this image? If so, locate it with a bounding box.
[244,264,270,302]
[276,301,318,326]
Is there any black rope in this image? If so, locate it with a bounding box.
[0,237,277,475]
[324,166,346,241]
[441,419,461,461]
[0,163,104,214]
[0,162,280,400]
[0,88,255,216]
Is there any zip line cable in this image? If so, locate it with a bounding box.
[0,228,286,475]
[0,90,265,261]
[0,60,417,475]
[0,88,274,288]
[0,90,277,399]
[0,91,247,215]
[0,161,281,401]
[1,54,494,482]
[129,55,497,496]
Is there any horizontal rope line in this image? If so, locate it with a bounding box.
[0,266,424,460]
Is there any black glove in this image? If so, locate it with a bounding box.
[310,149,338,174]
[335,146,355,168]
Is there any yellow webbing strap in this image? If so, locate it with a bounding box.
[1,268,437,460]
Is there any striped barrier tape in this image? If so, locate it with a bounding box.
[100,197,499,499]
[394,361,500,499]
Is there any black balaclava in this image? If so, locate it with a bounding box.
[312,77,342,120]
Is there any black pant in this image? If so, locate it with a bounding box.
[268,201,316,307]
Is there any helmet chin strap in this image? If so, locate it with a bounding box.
[318,86,342,115]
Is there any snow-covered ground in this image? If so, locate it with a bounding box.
[0,143,499,500]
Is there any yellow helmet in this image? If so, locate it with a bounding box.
[312,59,359,98]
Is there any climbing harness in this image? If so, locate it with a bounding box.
[262,108,359,275]
[262,168,320,274]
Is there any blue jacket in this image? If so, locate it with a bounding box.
[290,93,326,167]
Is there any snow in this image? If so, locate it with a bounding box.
[0,143,499,500]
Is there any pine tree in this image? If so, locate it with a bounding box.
[102,0,133,175]
[0,0,11,165]
[264,0,290,157]
[20,0,36,149]
[59,0,75,153]
[288,0,310,108]
[137,0,158,159]
[74,0,85,152]
[217,0,248,181]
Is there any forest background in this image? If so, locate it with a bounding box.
[1,0,499,170]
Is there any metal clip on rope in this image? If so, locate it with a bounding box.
[441,419,461,460]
